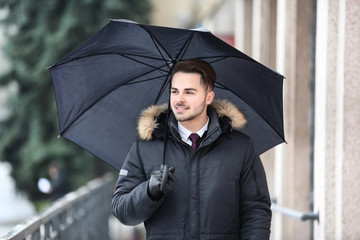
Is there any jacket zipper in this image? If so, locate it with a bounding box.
[170,133,194,237]
[198,127,219,148]
[170,126,219,238]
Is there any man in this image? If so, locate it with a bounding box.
[112,59,272,239]
[48,162,69,201]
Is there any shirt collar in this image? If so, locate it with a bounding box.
[178,118,209,145]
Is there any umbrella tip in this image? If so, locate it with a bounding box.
[57,135,61,139]
[111,19,139,24]
[192,27,210,32]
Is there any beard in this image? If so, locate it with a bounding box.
[172,100,207,123]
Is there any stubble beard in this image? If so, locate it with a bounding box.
[173,101,207,123]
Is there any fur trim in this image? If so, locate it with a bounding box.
[210,99,247,129]
[137,103,168,141]
[137,99,246,140]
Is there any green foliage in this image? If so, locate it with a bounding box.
[0,0,151,200]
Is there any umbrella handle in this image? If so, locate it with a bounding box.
[160,164,168,192]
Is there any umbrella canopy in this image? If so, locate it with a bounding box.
[49,19,285,171]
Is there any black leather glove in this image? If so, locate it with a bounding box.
[147,165,176,201]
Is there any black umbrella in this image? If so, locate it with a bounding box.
[49,19,285,171]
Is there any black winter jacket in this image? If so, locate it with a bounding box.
[112,99,271,240]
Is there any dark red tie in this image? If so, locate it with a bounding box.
[189,133,200,151]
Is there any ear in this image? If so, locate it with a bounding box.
[206,90,215,105]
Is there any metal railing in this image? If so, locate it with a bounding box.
[271,199,319,222]
[1,173,114,240]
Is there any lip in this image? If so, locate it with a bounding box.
[175,105,189,113]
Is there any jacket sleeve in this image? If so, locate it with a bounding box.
[239,139,272,240]
[112,141,164,226]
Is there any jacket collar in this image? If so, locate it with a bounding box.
[137,99,247,141]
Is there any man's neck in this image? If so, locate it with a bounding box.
[178,117,209,145]
[179,116,208,133]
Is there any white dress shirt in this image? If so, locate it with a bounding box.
[177,118,209,146]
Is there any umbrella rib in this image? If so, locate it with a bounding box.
[142,31,197,105]
[200,56,228,64]
[184,55,283,79]
[213,84,227,90]
[206,54,285,141]
[153,73,171,105]
[124,74,168,86]
[137,27,192,105]
[49,52,167,70]
[139,25,173,72]
[215,81,285,141]
[175,32,195,61]
[59,66,170,136]
[122,61,171,85]
[150,34,193,105]
[120,54,169,73]
[204,55,285,140]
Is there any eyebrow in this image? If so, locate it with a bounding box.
[171,87,198,91]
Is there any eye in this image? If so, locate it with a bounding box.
[186,91,194,95]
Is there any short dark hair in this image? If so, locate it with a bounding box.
[172,59,216,90]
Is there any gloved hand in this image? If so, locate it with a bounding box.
[147,165,176,201]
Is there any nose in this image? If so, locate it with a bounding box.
[177,92,185,103]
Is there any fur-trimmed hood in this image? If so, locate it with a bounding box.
[137,99,247,141]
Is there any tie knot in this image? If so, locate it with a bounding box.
[189,133,200,151]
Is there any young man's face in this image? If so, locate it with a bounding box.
[170,72,214,130]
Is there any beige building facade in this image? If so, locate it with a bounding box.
[150,0,360,239]
[314,0,360,239]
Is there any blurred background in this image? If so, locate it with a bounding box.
[0,0,359,239]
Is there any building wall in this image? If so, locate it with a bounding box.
[150,0,195,28]
[314,0,360,239]
[216,0,313,239]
